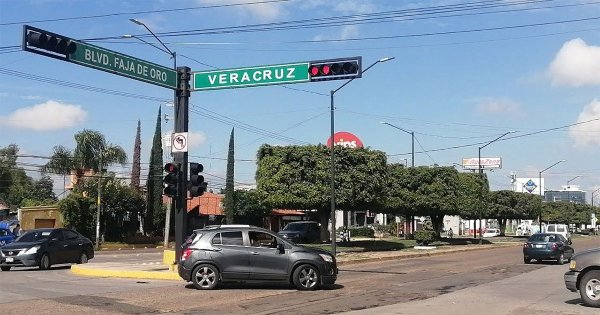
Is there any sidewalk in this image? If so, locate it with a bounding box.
[70,242,521,281]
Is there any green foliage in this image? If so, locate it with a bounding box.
[224,128,235,223]
[414,229,437,245]
[130,120,142,189]
[58,193,95,240]
[348,227,375,237]
[543,201,592,225]
[146,108,163,234]
[233,189,271,218]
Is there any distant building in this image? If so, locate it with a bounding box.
[544,185,586,203]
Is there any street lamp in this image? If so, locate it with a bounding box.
[539,160,566,233]
[477,131,516,244]
[566,175,581,203]
[128,19,176,69]
[330,57,394,257]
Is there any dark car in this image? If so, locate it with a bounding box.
[564,247,600,307]
[277,221,321,244]
[0,227,16,247]
[178,225,337,290]
[0,228,94,271]
[523,233,574,264]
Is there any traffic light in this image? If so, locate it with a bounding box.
[189,162,207,197]
[25,28,77,56]
[163,163,179,197]
[308,57,362,82]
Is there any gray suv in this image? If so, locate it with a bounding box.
[564,247,600,307]
[178,225,337,290]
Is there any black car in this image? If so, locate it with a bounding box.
[178,225,337,290]
[522,233,574,264]
[0,228,94,271]
[277,221,321,244]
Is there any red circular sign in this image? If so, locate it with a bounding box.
[326,131,364,148]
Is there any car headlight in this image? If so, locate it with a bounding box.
[319,254,333,263]
[20,245,40,255]
[569,260,577,270]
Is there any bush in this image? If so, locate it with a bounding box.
[414,229,437,245]
[124,234,163,244]
[348,227,375,238]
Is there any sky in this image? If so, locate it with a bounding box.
[0,0,599,202]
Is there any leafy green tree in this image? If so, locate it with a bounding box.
[0,144,19,203]
[543,201,592,226]
[256,144,387,241]
[58,193,95,239]
[233,189,271,225]
[224,128,235,223]
[43,129,127,177]
[76,174,144,241]
[455,172,486,220]
[145,108,163,234]
[130,120,142,189]
[488,190,541,235]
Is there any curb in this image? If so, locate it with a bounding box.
[70,264,180,280]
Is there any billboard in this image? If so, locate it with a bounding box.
[462,157,502,170]
[514,177,545,195]
[326,131,364,148]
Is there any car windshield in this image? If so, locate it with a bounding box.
[16,230,51,242]
[528,234,556,242]
[283,223,308,232]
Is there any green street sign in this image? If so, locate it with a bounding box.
[69,42,177,89]
[192,62,310,91]
[23,25,177,89]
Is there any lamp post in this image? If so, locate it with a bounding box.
[129,19,184,255]
[379,121,415,239]
[566,175,581,203]
[477,131,515,244]
[539,160,566,233]
[330,57,394,257]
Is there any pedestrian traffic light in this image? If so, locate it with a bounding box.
[24,27,77,57]
[308,57,362,82]
[163,163,179,197]
[189,162,207,197]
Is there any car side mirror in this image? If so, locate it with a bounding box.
[277,243,285,253]
[568,239,572,245]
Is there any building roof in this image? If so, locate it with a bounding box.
[272,209,306,216]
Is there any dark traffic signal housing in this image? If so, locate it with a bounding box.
[308,57,362,82]
[22,25,78,60]
[189,162,208,197]
[163,163,180,197]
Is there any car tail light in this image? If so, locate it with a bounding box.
[523,243,529,249]
[181,249,192,261]
[551,243,558,250]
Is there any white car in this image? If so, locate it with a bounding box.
[483,228,500,237]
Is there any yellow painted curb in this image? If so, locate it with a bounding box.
[162,249,176,265]
[71,265,181,281]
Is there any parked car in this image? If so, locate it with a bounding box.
[277,221,321,244]
[522,233,574,264]
[564,247,600,308]
[178,225,337,290]
[0,228,94,271]
[0,227,16,247]
[546,224,571,241]
[483,228,500,237]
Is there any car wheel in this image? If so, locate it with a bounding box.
[39,253,51,270]
[557,253,565,265]
[524,257,531,264]
[78,252,88,264]
[293,264,320,291]
[1,266,11,271]
[579,270,600,307]
[192,264,219,290]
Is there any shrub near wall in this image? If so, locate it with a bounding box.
[414,230,437,245]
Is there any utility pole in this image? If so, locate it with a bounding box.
[95,154,102,251]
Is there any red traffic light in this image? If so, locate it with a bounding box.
[308,57,362,82]
[164,163,178,173]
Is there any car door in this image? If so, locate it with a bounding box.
[63,229,82,262]
[48,229,68,264]
[208,231,249,280]
[247,231,290,281]
[557,234,574,257]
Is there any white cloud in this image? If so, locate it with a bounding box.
[0,100,87,131]
[548,38,600,86]
[569,99,600,148]
[21,95,43,100]
[188,131,207,149]
[198,0,286,22]
[474,97,524,119]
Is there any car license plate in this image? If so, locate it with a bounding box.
[5,257,14,262]
[535,244,544,248]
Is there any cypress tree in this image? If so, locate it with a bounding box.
[224,128,235,223]
[130,120,141,189]
[145,107,163,234]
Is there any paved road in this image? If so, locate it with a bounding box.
[0,237,597,314]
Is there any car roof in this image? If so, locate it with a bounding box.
[193,225,273,233]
